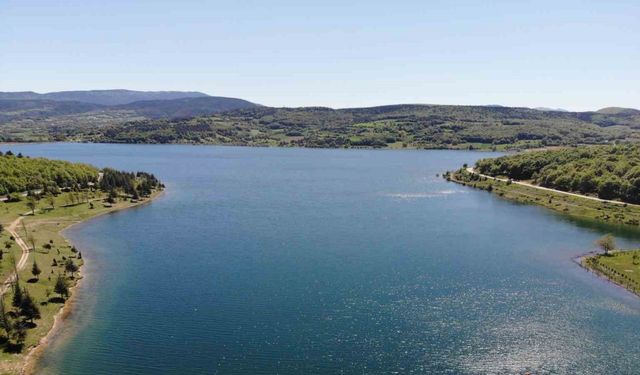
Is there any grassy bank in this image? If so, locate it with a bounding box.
[0,190,161,375]
[448,169,640,228]
[582,250,640,297]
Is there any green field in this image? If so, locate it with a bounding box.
[583,250,640,296]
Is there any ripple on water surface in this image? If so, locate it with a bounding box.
[5,144,637,375]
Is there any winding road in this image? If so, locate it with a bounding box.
[0,216,31,295]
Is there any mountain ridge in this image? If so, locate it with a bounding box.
[0,89,210,105]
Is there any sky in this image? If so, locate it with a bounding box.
[1,0,638,111]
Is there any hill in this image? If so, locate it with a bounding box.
[0,89,209,105]
[0,100,103,122]
[0,94,259,141]
[596,107,640,115]
[0,151,99,195]
[86,104,639,149]
[115,96,259,118]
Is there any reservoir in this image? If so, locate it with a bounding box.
[7,144,639,374]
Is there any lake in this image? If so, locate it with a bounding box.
[5,144,639,374]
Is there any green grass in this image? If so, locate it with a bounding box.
[0,191,159,374]
[583,250,640,296]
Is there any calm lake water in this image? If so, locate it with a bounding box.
[4,144,640,374]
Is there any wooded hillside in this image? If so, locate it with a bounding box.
[475,145,640,203]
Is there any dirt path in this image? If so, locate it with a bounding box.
[1,216,31,295]
[466,167,640,207]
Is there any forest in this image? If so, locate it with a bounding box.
[0,150,162,197]
[475,144,640,203]
[0,151,98,196]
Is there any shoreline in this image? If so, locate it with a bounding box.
[571,252,635,297]
[575,250,640,299]
[20,190,165,375]
[2,140,523,152]
[448,170,640,300]
[446,169,640,229]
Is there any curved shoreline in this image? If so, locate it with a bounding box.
[20,190,165,375]
[449,170,640,300]
[574,251,640,299]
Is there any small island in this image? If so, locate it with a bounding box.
[447,144,640,297]
[0,150,163,375]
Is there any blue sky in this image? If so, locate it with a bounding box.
[1,0,638,110]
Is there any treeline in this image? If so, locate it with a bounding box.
[475,144,640,203]
[0,151,98,195]
[0,151,163,199]
[100,168,163,198]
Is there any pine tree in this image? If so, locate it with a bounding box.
[12,281,23,308]
[12,320,26,345]
[65,259,78,277]
[54,275,69,300]
[0,298,12,335]
[19,289,40,323]
[31,260,42,281]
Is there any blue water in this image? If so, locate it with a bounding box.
[4,144,640,374]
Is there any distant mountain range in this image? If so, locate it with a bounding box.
[0,89,259,123]
[0,89,210,105]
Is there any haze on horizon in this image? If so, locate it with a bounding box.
[1,0,638,112]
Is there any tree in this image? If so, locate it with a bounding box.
[54,275,69,300]
[106,189,118,204]
[598,177,621,200]
[0,298,12,336]
[596,234,616,255]
[46,193,55,209]
[19,289,40,323]
[11,320,26,345]
[12,281,23,308]
[26,195,38,216]
[31,260,41,281]
[65,259,79,277]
